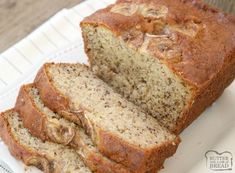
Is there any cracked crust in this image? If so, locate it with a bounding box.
[81,0,235,134]
[81,0,235,86]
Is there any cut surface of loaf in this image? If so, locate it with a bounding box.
[0,110,91,173]
[34,63,180,173]
[15,84,131,173]
[80,0,235,134]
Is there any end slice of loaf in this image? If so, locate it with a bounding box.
[15,84,131,173]
[0,109,91,173]
[34,63,180,173]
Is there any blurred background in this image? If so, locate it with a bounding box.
[0,0,234,53]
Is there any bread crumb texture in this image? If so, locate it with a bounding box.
[5,111,91,173]
[81,0,235,132]
[48,64,176,148]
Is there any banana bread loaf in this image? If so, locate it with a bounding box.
[34,63,180,173]
[80,0,235,134]
[15,84,131,173]
[0,110,91,173]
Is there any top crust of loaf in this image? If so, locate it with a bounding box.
[81,0,235,87]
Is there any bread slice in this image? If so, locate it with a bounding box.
[80,0,235,134]
[0,109,91,173]
[15,84,131,173]
[34,63,180,173]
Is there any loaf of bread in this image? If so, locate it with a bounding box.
[34,63,180,173]
[15,84,130,173]
[0,110,91,173]
[81,0,235,134]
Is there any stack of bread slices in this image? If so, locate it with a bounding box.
[1,0,235,173]
[0,63,180,173]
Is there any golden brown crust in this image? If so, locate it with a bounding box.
[15,84,48,141]
[34,63,180,173]
[0,110,54,173]
[81,0,235,134]
[71,132,132,173]
[175,49,235,134]
[97,127,180,172]
[34,63,82,125]
[35,64,69,111]
[15,84,75,145]
[15,84,131,173]
[85,151,132,173]
[81,0,235,87]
